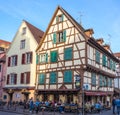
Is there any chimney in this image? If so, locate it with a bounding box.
[84,28,94,38]
[103,44,110,51]
[96,38,104,45]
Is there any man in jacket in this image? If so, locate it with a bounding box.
[112,97,116,114]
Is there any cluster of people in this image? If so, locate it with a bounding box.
[24,98,69,114]
[112,96,120,115]
[26,98,80,114]
[85,101,102,113]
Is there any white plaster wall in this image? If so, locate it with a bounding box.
[6,22,38,87]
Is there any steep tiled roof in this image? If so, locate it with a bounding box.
[24,20,44,44]
[114,53,120,58]
[0,39,11,44]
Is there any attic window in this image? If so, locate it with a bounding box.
[22,27,26,35]
[56,14,64,23]
[20,40,25,49]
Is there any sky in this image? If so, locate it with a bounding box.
[0,0,120,53]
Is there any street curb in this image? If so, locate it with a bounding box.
[0,109,25,114]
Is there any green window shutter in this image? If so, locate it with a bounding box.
[107,78,110,86]
[50,51,58,63]
[110,78,112,87]
[95,50,100,63]
[91,73,96,85]
[56,16,58,23]
[64,70,72,83]
[110,59,113,70]
[112,61,116,71]
[46,53,48,62]
[50,72,57,84]
[102,54,107,66]
[104,77,107,86]
[63,30,66,42]
[102,76,105,86]
[38,73,45,84]
[36,54,39,64]
[64,47,72,60]
[53,33,57,44]
[99,75,103,87]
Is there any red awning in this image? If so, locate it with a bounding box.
[85,91,107,96]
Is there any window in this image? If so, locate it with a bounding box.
[64,70,72,83]
[38,73,45,84]
[56,14,64,23]
[22,27,26,35]
[91,73,96,86]
[39,53,48,63]
[21,52,32,64]
[64,47,72,60]
[26,53,32,64]
[0,47,5,51]
[95,50,100,63]
[7,74,17,85]
[50,72,57,84]
[53,30,66,44]
[50,50,58,63]
[20,72,30,84]
[20,40,25,49]
[8,55,17,67]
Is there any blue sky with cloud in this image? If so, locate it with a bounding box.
[0,0,120,53]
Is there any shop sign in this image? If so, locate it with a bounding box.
[75,75,80,89]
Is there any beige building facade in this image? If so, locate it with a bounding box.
[4,20,44,102]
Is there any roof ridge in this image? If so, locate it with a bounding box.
[23,20,44,44]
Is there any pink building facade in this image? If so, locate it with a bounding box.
[0,52,6,101]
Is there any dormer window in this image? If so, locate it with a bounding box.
[22,27,26,35]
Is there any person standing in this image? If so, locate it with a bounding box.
[112,97,116,114]
[35,99,40,114]
[29,97,34,113]
[115,96,120,115]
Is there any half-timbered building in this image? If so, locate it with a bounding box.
[36,6,118,106]
[114,53,120,96]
